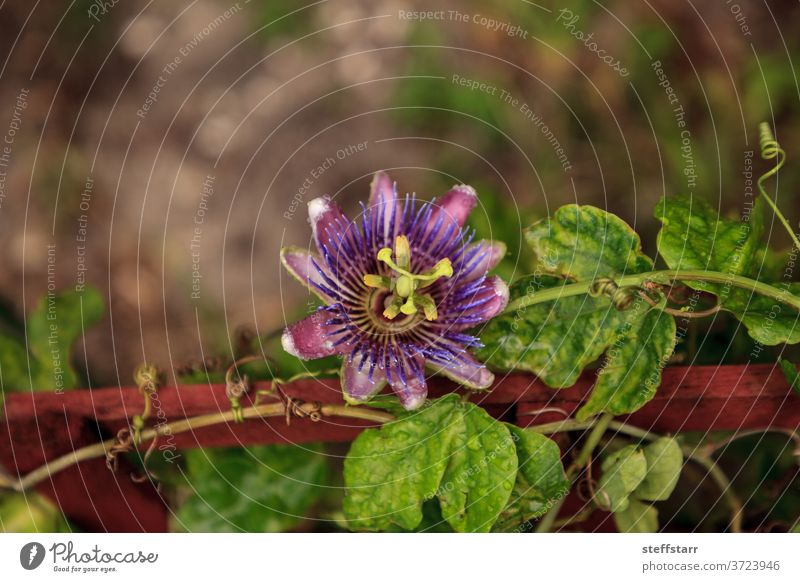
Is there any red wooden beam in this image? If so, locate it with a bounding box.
[1,364,798,532]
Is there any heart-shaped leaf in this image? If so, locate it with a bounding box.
[595,445,647,512]
[344,395,520,532]
[635,437,683,501]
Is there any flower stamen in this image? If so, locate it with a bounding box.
[367,234,452,320]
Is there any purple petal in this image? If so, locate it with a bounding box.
[308,197,347,256]
[369,171,396,208]
[432,184,478,229]
[280,246,337,303]
[389,355,428,410]
[457,240,506,280]
[341,355,386,404]
[281,310,348,360]
[447,276,509,329]
[430,352,494,390]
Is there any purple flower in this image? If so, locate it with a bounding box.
[280,171,509,410]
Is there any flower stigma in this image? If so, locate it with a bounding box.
[363,234,453,321]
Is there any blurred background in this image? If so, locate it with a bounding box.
[1,0,799,532]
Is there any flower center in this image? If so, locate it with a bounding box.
[362,235,453,321]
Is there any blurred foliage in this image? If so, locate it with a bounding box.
[0,491,71,533]
[171,443,329,532]
[0,287,103,394]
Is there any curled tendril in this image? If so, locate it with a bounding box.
[588,277,639,310]
[757,122,800,252]
[132,363,159,443]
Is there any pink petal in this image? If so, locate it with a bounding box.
[448,276,509,330]
[389,355,427,410]
[472,276,509,321]
[457,240,506,281]
[280,246,337,303]
[281,310,348,360]
[432,184,478,229]
[342,354,387,404]
[429,353,495,390]
[307,197,348,256]
[369,171,397,208]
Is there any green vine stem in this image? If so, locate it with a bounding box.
[758,122,800,253]
[535,412,614,532]
[4,401,394,494]
[504,269,800,315]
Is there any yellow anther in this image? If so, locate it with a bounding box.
[416,294,438,321]
[363,274,390,289]
[395,235,411,269]
[383,297,403,319]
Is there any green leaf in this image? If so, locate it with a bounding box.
[526,205,653,280]
[481,206,676,419]
[344,395,460,531]
[613,497,659,533]
[724,285,800,346]
[0,492,71,533]
[493,426,569,531]
[480,279,675,418]
[779,359,800,396]
[438,405,517,533]
[174,444,328,532]
[655,194,765,294]
[635,437,683,501]
[577,301,676,420]
[26,287,104,390]
[0,335,33,392]
[654,195,800,345]
[343,395,518,532]
[595,445,647,512]
[477,275,623,387]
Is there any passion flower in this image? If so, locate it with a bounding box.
[280,171,509,410]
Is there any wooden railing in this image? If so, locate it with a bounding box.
[1,364,798,532]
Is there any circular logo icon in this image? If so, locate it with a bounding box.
[20,542,46,570]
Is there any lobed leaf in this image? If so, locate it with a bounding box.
[479,275,675,419]
[724,285,800,346]
[526,204,653,281]
[654,194,765,294]
[477,275,623,387]
[576,301,676,420]
[654,195,800,345]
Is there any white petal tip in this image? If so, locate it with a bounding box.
[281,328,299,358]
[307,197,330,226]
